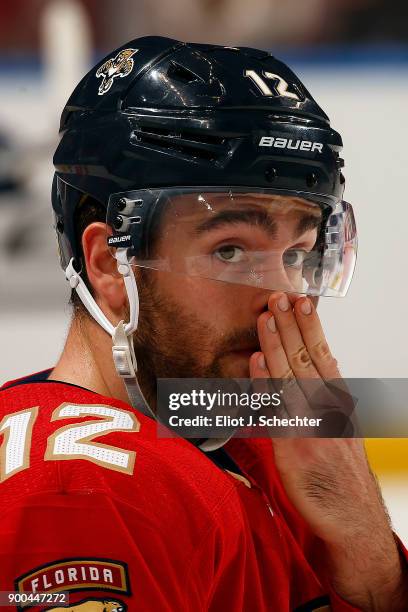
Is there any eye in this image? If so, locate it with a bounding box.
[283,249,308,269]
[214,245,245,263]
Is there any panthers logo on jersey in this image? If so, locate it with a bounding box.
[46,599,126,611]
[15,558,130,611]
[95,49,138,96]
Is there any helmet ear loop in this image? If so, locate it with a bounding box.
[65,257,115,336]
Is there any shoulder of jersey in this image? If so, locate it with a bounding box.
[0,378,238,519]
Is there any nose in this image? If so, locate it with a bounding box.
[259,265,302,309]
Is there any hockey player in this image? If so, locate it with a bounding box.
[1,37,407,611]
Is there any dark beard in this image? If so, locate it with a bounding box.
[132,269,258,411]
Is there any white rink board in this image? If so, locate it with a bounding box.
[0,311,69,382]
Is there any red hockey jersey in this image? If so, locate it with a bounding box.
[0,373,400,611]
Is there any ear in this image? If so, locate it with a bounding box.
[82,222,127,317]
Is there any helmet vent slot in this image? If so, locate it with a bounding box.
[167,61,201,84]
[131,124,229,163]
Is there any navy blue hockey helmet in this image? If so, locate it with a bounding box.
[52,36,356,298]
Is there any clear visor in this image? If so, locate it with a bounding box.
[106,188,357,297]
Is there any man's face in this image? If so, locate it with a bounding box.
[132,192,321,405]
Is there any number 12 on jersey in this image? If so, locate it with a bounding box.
[0,403,140,482]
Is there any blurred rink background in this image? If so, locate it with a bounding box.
[0,0,407,543]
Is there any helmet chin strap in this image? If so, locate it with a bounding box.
[65,249,152,420]
[65,249,229,452]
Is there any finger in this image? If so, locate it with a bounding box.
[249,351,279,404]
[293,297,341,379]
[268,293,320,380]
[256,311,295,380]
[256,313,312,422]
[249,350,300,436]
[249,351,271,379]
[292,298,351,433]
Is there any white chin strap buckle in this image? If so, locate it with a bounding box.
[112,321,137,378]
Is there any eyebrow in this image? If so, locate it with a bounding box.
[194,208,321,239]
[194,209,278,238]
[296,214,322,237]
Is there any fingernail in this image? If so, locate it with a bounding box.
[300,298,312,315]
[258,354,266,369]
[278,294,289,312]
[267,315,276,332]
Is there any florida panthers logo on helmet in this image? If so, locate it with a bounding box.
[95,49,138,96]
